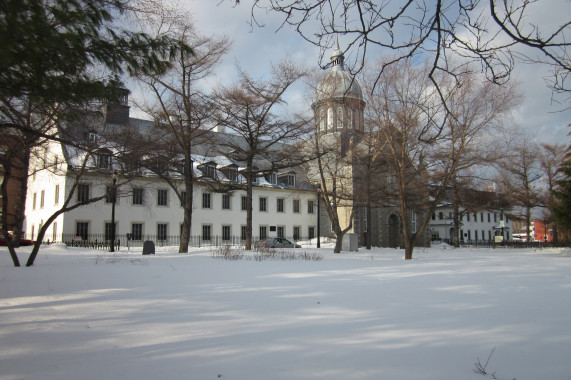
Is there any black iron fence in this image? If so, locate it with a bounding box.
[59,233,316,251]
[437,238,571,248]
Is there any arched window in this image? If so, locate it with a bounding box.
[336,107,343,130]
[347,108,352,129]
[320,109,326,131]
[327,107,334,130]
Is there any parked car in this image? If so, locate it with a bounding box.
[257,237,301,248]
[0,230,34,246]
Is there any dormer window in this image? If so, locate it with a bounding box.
[97,149,112,169]
[279,172,296,187]
[265,172,278,185]
[205,164,216,179]
[88,130,98,142]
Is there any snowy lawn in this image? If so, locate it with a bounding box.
[1,243,570,380]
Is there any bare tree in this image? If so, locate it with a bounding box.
[364,58,516,259]
[133,7,231,253]
[301,129,359,253]
[495,136,543,242]
[236,0,570,105]
[213,59,310,250]
[539,142,567,243]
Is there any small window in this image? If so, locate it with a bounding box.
[131,223,143,240]
[54,185,59,205]
[241,196,247,211]
[32,193,37,210]
[293,199,300,213]
[133,188,144,205]
[157,224,168,241]
[77,184,89,202]
[40,190,45,209]
[259,226,267,240]
[277,198,284,213]
[202,225,211,241]
[106,186,115,204]
[222,194,231,210]
[308,226,315,240]
[241,225,247,241]
[277,226,285,238]
[202,193,211,209]
[76,222,89,240]
[206,164,216,179]
[308,200,314,214]
[180,191,187,207]
[438,212,443,220]
[157,189,168,206]
[293,226,300,241]
[222,225,231,241]
[259,197,267,212]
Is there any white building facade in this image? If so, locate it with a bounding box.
[429,204,514,244]
[25,135,318,248]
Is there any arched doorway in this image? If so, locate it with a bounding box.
[388,214,400,248]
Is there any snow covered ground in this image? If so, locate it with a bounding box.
[1,243,570,380]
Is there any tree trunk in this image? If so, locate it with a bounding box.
[334,232,343,253]
[245,159,254,250]
[179,178,193,253]
[12,149,30,244]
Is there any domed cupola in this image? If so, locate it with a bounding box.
[312,38,365,136]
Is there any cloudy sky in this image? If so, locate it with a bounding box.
[140,0,570,147]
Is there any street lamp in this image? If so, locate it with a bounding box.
[316,185,321,248]
[110,170,117,252]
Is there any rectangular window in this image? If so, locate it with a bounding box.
[132,223,143,240]
[76,222,89,240]
[474,230,478,241]
[488,213,491,223]
[473,213,477,222]
[180,191,186,207]
[241,196,247,211]
[105,222,116,241]
[241,225,247,241]
[482,230,485,240]
[259,226,267,240]
[133,188,143,205]
[438,212,443,220]
[77,184,89,202]
[432,213,436,220]
[32,193,37,210]
[467,230,471,240]
[40,190,45,209]
[106,185,114,204]
[481,213,484,222]
[202,193,211,209]
[308,200,314,214]
[293,199,300,213]
[54,184,59,205]
[277,226,285,238]
[488,230,492,240]
[202,225,211,241]
[157,189,168,206]
[308,226,315,240]
[157,224,167,241]
[222,194,231,210]
[293,226,300,241]
[52,222,57,242]
[277,198,284,212]
[259,197,267,212]
[466,213,470,222]
[222,225,231,241]
[494,213,498,223]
